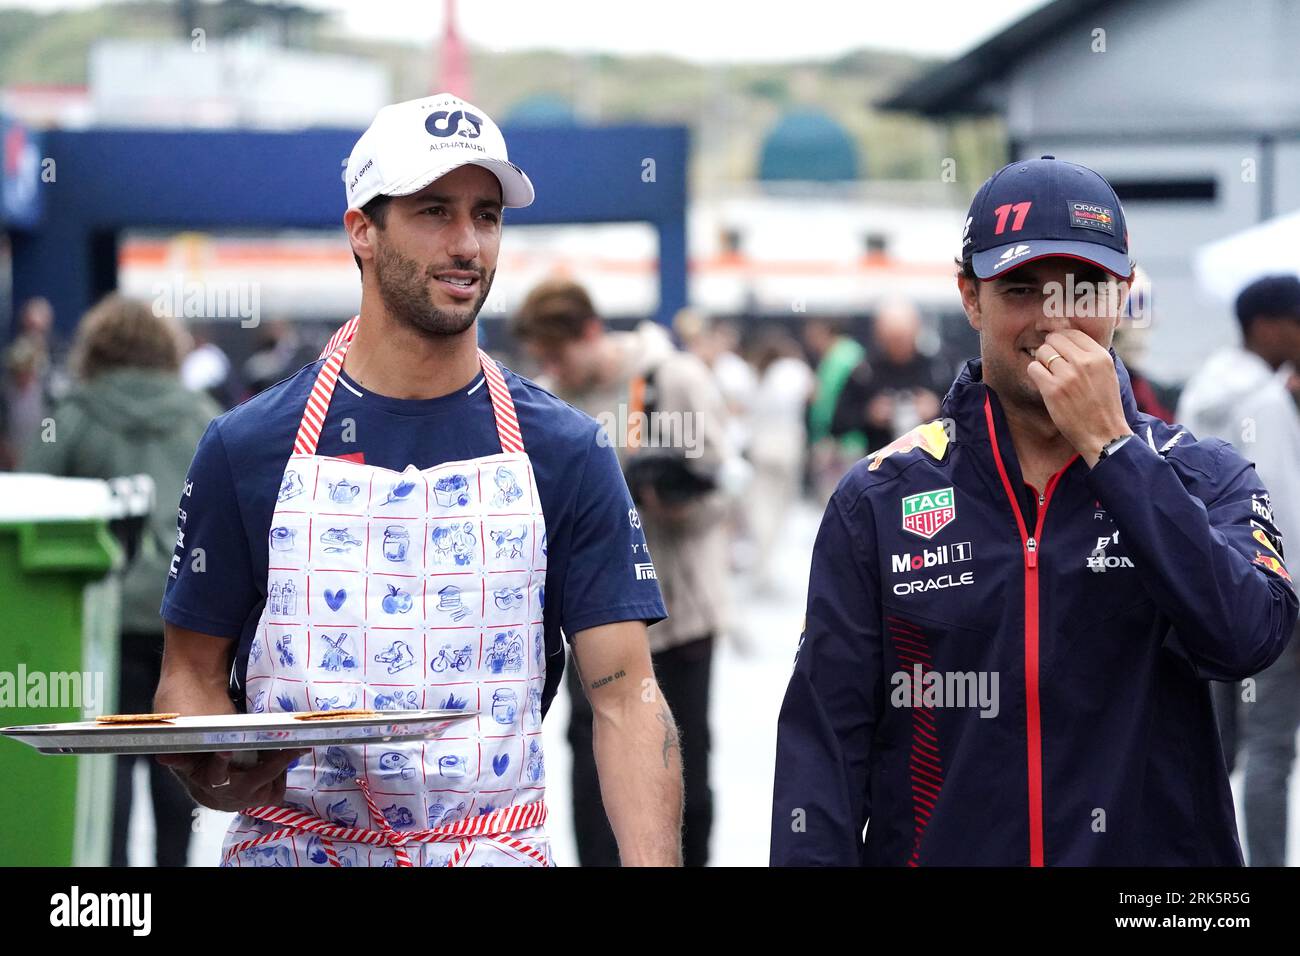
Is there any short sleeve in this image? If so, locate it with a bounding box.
[160,420,260,639]
[559,428,668,637]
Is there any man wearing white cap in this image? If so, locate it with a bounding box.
[154,95,680,867]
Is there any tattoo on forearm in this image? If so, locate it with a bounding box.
[589,669,627,691]
[656,703,680,770]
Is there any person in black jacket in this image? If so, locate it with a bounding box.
[830,300,951,456]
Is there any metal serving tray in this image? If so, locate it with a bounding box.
[0,709,475,756]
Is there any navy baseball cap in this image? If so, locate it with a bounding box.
[962,156,1131,280]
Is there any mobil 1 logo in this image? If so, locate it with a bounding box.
[891,541,973,575]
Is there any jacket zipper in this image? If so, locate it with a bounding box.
[982,395,1077,866]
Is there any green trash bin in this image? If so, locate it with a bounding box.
[0,474,123,867]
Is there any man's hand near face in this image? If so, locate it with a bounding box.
[1026,328,1133,467]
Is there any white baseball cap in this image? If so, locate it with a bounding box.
[343,93,534,210]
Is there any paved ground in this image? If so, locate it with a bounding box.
[125,498,1298,866]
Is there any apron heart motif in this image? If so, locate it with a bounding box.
[324,588,347,611]
[493,753,510,776]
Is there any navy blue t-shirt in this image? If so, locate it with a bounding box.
[161,358,667,718]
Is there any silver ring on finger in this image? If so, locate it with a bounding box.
[212,776,232,789]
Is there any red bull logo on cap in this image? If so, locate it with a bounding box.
[1069,201,1116,235]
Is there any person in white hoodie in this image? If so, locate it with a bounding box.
[1177,274,1300,866]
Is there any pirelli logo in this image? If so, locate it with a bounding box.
[635,562,658,581]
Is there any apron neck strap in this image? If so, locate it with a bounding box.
[478,347,525,454]
[294,318,524,457]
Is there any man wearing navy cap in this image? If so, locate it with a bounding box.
[771,157,1298,866]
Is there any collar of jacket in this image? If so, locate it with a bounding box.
[940,347,1141,509]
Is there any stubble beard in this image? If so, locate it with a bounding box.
[981,338,1048,417]
[373,241,494,339]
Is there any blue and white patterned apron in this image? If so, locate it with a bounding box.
[221,336,550,867]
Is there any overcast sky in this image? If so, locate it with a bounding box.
[12,0,1050,61]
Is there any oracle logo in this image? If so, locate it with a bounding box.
[892,571,975,596]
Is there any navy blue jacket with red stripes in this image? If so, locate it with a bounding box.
[770,350,1298,866]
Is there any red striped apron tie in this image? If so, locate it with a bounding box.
[224,778,549,868]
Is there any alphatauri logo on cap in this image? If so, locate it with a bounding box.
[425,110,483,140]
[998,244,1031,263]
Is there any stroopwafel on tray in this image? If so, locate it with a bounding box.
[95,713,180,724]
[292,709,379,721]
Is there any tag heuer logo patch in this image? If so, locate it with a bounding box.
[1068,201,1116,235]
[902,487,956,539]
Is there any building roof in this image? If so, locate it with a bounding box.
[758,108,860,182]
[877,0,1124,116]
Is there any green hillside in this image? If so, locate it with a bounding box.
[0,0,1004,185]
